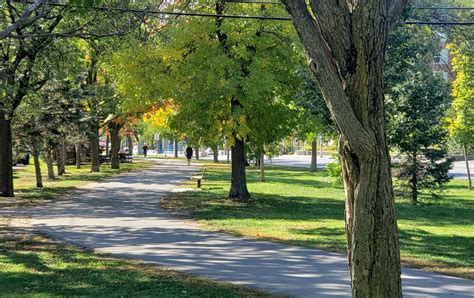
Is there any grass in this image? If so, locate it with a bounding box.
[0,227,272,297]
[162,163,474,280]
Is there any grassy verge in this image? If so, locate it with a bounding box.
[0,225,272,297]
[162,163,474,280]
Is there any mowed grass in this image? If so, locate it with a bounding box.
[0,231,271,297]
[162,163,474,279]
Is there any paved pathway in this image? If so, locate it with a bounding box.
[17,160,474,297]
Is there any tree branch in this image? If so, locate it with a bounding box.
[0,0,46,39]
[388,0,412,28]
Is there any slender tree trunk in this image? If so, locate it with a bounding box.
[226,143,230,164]
[229,137,251,200]
[213,145,219,163]
[75,143,81,169]
[310,137,317,172]
[411,150,418,203]
[89,124,100,173]
[0,111,14,197]
[174,139,178,158]
[319,134,324,157]
[195,147,200,160]
[284,2,403,296]
[56,141,65,176]
[463,144,472,190]
[105,131,109,157]
[260,151,265,182]
[127,135,133,156]
[109,122,121,170]
[33,151,43,188]
[46,149,55,179]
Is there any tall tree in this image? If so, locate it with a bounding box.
[282,1,410,296]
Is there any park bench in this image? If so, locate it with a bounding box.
[191,168,206,188]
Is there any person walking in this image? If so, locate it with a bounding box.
[142,144,149,158]
[185,146,193,166]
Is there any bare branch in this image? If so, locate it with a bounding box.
[0,0,46,39]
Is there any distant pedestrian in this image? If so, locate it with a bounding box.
[142,144,149,158]
[185,146,193,165]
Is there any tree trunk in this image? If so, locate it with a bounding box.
[229,137,251,200]
[226,143,230,164]
[464,144,472,191]
[105,132,110,157]
[319,134,324,157]
[127,135,133,156]
[213,145,219,163]
[56,140,65,176]
[109,122,121,170]
[260,151,265,182]
[174,139,178,158]
[310,137,317,172]
[0,111,14,197]
[46,149,55,179]
[411,150,418,203]
[75,143,81,169]
[89,124,100,172]
[284,1,403,296]
[33,151,43,188]
[195,147,199,160]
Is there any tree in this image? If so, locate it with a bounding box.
[447,39,473,190]
[282,1,410,296]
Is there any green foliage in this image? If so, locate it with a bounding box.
[326,155,343,186]
[386,26,454,202]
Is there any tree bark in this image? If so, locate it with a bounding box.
[56,140,65,176]
[260,151,265,182]
[109,122,121,170]
[105,132,110,157]
[213,145,219,163]
[310,137,317,172]
[33,151,43,188]
[195,147,200,160]
[45,149,55,179]
[0,111,14,197]
[75,143,81,169]
[229,137,251,201]
[89,124,100,173]
[127,135,133,156]
[464,144,472,191]
[226,143,230,164]
[174,139,178,158]
[284,1,404,296]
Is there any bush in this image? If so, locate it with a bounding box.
[327,155,343,186]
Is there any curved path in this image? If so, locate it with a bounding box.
[21,160,474,297]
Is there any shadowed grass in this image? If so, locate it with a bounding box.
[162,163,474,279]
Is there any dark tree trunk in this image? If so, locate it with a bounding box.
[33,151,43,188]
[195,147,199,160]
[75,143,81,169]
[109,122,121,170]
[229,137,250,201]
[464,144,472,191]
[56,139,66,175]
[260,151,265,182]
[89,124,100,172]
[105,132,110,157]
[284,1,406,296]
[411,150,418,203]
[310,137,317,172]
[46,149,55,179]
[127,135,133,156]
[174,139,178,158]
[226,144,230,164]
[213,145,219,163]
[0,111,14,197]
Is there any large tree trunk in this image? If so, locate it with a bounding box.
[33,151,43,188]
[174,139,178,158]
[195,146,200,160]
[56,139,66,176]
[109,122,121,170]
[89,124,100,173]
[75,143,81,169]
[0,111,14,197]
[229,137,250,201]
[213,145,219,163]
[464,144,472,191]
[310,137,317,172]
[284,1,404,296]
[45,149,55,179]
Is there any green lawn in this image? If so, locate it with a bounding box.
[162,163,474,279]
